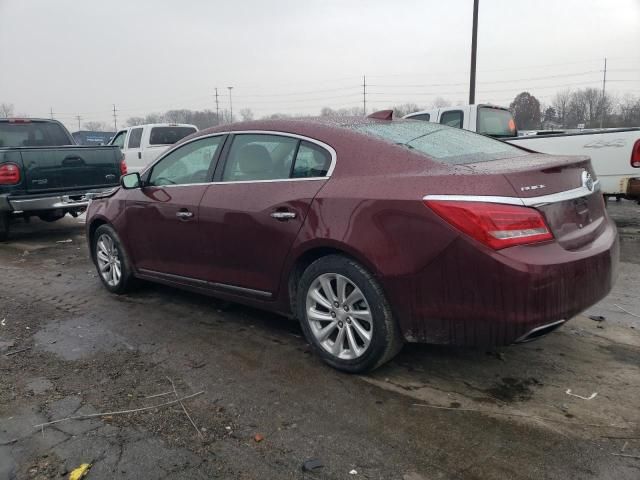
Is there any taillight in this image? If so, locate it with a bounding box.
[0,163,21,185]
[424,200,553,250]
[120,155,128,175]
[631,139,640,168]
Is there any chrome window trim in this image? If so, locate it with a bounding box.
[155,177,327,188]
[423,180,600,207]
[143,130,337,181]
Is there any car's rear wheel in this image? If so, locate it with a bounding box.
[92,224,134,294]
[297,255,403,373]
[0,213,9,242]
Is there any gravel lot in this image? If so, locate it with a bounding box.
[1,199,639,479]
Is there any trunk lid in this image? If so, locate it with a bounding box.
[467,153,606,250]
[21,146,122,193]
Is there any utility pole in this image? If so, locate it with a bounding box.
[76,115,82,131]
[112,104,118,130]
[49,107,54,119]
[214,87,220,124]
[599,57,607,128]
[469,0,479,105]
[227,87,234,123]
[362,75,367,115]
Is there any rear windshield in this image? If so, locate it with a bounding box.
[354,121,528,165]
[477,107,517,138]
[0,121,72,148]
[149,126,197,145]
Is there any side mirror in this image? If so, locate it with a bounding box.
[121,172,142,189]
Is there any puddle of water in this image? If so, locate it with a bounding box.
[34,315,134,360]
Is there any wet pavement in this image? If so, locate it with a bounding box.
[0,200,639,479]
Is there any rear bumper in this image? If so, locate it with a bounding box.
[384,217,619,347]
[0,188,116,213]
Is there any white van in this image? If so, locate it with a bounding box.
[109,123,198,171]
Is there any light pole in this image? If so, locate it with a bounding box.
[227,87,234,122]
[469,0,479,105]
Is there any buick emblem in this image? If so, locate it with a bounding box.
[582,170,594,192]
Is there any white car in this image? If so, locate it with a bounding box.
[405,105,640,201]
[109,123,198,172]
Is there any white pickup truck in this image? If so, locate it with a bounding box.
[404,104,640,201]
[109,123,198,172]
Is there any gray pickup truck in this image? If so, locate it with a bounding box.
[0,118,125,241]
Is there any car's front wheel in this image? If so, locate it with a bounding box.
[297,255,403,373]
[92,224,134,294]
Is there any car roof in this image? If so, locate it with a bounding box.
[195,116,410,138]
[121,123,198,130]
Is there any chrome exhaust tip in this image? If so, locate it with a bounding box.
[514,319,566,343]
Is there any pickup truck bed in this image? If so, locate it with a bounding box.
[507,128,640,200]
[0,119,125,241]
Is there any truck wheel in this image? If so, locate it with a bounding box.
[0,213,9,242]
[38,211,66,222]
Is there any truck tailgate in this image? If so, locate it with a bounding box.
[20,146,122,193]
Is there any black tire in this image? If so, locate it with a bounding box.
[38,212,66,222]
[296,254,403,373]
[92,224,135,294]
[0,213,9,242]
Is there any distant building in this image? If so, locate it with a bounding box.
[72,130,115,145]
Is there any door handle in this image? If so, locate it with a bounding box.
[270,211,296,220]
[176,210,194,219]
[138,152,142,159]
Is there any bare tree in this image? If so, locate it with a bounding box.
[0,103,15,117]
[239,108,254,121]
[83,121,110,131]
[320,106,364,117]
[388,103,422,118]
[262,112,292,120]
[617,94,640,127]
[126,117,145,126]
[431,97,451,108]
[552,89,571,127]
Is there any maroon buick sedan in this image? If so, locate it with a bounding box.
[86,112,619,372]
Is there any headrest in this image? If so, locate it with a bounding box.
[238,144,272,174]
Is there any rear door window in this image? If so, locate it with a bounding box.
[149,126,197,145]
[128,128,143,149]
[439,110,463,128]
[221,134,298,181]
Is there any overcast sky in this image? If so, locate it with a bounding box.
[1,0,639,131]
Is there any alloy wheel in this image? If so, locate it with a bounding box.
[305,273,373,360]
[96,233,122,287]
